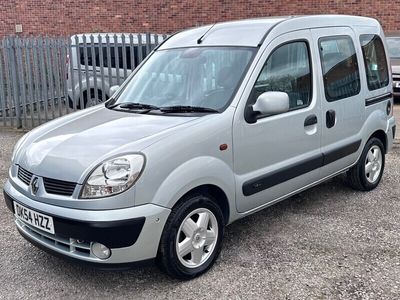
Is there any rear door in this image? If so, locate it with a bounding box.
[311,27,365,178]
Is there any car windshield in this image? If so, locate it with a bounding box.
[386,37,400,58]
[109,47,255,112]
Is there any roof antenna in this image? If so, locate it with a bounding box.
[197,23,216,44]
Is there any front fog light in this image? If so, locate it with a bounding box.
[91,242,111,259]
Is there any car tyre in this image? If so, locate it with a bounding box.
[347,137,385,191]
[157,193,224,279]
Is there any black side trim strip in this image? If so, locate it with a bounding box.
[242,139,362,196]
[242,155,324,196]
[365,92,392,106]
[323,140,361,166]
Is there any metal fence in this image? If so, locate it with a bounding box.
[0,33,166,129]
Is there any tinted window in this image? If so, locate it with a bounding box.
[319,36,360,101]
[360,34,389,90]
[79,45,148,69]
[251,41,312,110]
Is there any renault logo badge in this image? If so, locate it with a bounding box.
[31,177,39,195]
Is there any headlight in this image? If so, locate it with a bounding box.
[81,154,145,199]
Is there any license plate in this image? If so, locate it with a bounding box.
[14,202,55,234]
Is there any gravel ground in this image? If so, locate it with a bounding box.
[0,107,399,300]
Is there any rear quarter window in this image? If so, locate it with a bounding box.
[359,34,389,91]
[319,36,361,101]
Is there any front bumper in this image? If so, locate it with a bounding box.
[3,179,170,266]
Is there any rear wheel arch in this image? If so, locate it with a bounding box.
[368,129,387,153]
[347,136,385,191]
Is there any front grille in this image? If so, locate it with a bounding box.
[16,219,92,258]
[43,177,76,196]
[17,165,76,196]
[17,166,33,185]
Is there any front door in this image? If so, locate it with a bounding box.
[233,30,322,213]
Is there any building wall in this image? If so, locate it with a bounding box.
[1,0,399,37]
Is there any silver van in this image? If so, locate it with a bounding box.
[66,33,164,109]
[4,15,396,279]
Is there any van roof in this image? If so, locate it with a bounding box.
[160,15,380,49]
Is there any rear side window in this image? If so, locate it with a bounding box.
[251,41,312,111]
[360,34,389,90]
[319,36,360,101]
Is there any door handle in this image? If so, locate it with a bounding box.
[326,110,336,128]
[304,114,318,127]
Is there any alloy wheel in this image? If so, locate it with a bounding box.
[175,208,218,268]
[365,145,382,183]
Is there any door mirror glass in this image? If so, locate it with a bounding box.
[109,85,120,96]
[252,91,290,115]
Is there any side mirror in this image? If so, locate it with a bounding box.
[253,91,290,115]
[109,85,120,97]
[245,91,290,123]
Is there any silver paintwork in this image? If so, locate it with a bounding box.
[159,18,287,49]
[176,208,218,268]
[252,92,290,115]
[7,179,171,263]
[4,15,396,265]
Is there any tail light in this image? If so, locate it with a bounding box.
[387,98,393,117]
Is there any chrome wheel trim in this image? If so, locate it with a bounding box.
[176,208,219,269]
[365,145,382,184]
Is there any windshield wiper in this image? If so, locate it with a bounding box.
[109,102,160,110]
[109,103,219,114]
[159,105,219,113]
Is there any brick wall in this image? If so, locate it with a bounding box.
[1,0,400,37]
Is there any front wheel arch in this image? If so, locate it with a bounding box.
[173,184,230,226]
[156,193,225,279]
